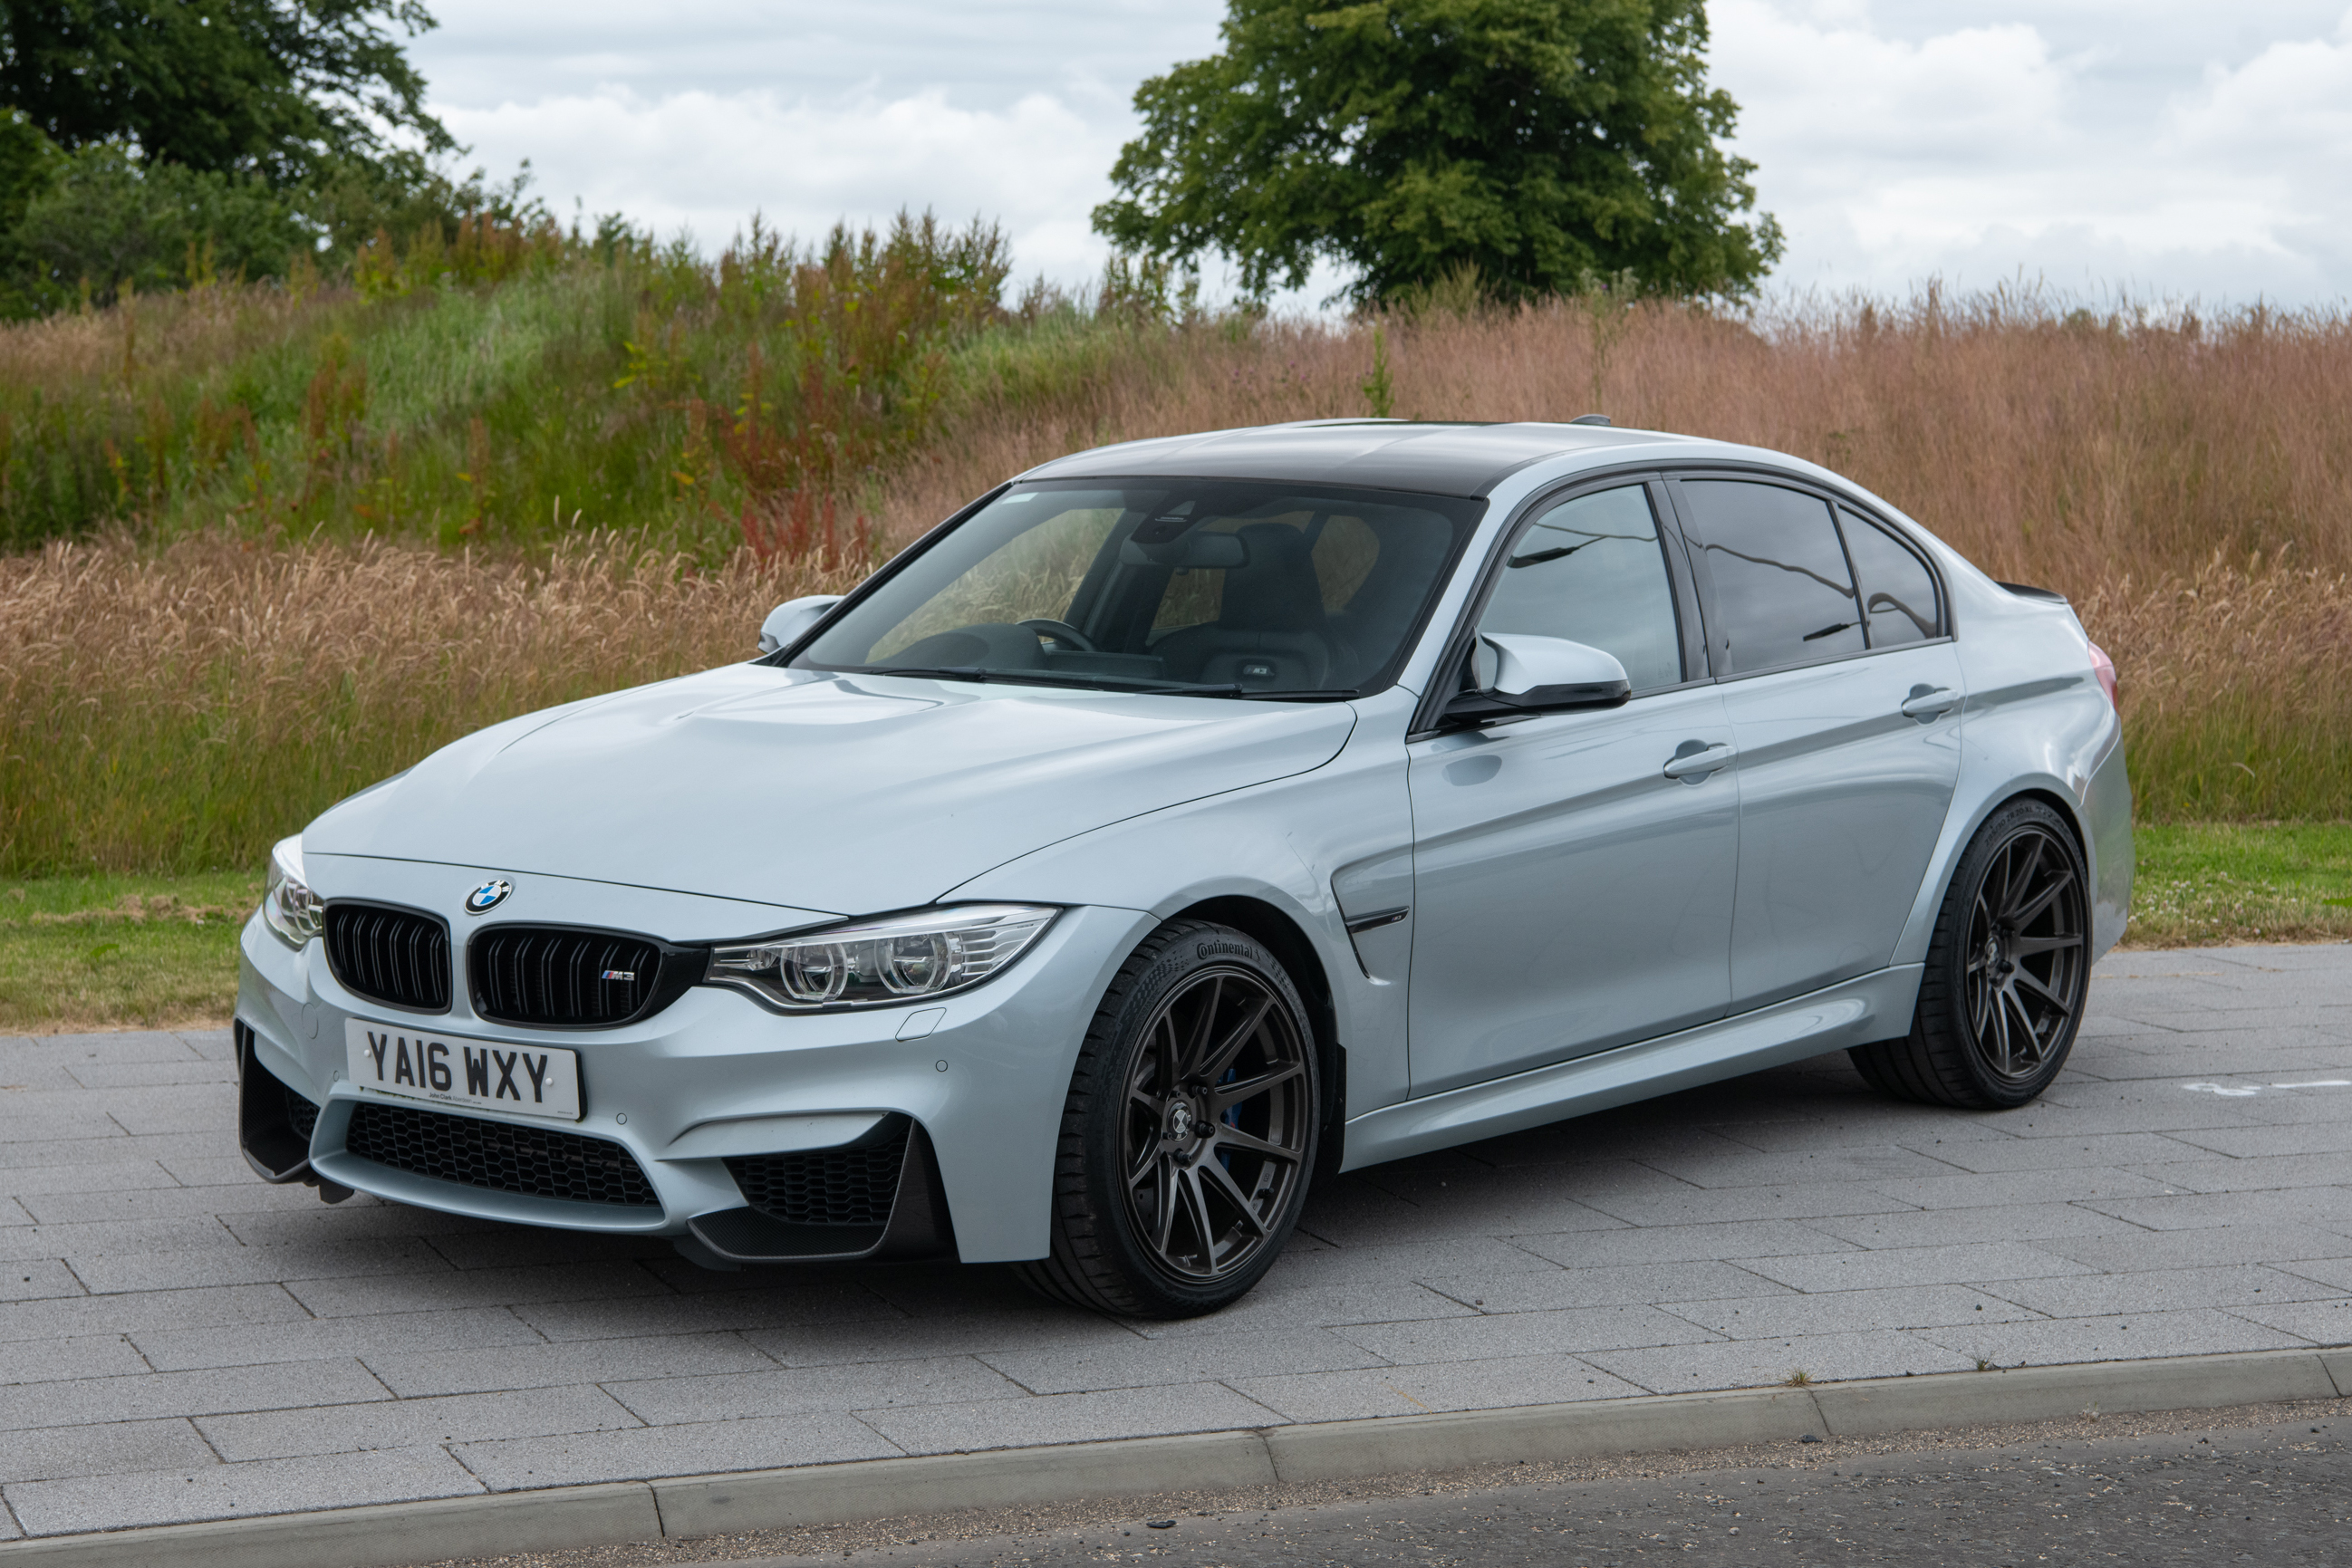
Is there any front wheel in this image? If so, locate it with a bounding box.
[1850,798,2092,1109]
[1016,920,1319,1317]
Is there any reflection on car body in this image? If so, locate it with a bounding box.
[236,420,2131,1317]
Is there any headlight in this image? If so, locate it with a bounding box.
[262,835,323,948]
[705,904,1057,1010]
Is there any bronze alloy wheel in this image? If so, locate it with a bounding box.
[1017,919,1320,1317]
[1851,797,2092,1110]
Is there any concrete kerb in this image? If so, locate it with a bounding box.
[0,1484,660,1568]
[652,1429,1279,1540]
[2,1348,2342,1568]
[1810,1348,2343,1437]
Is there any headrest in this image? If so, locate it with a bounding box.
[1219,524,1326,633]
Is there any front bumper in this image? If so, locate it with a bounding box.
[236,893,1154,1263]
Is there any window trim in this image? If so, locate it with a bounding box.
[1409,467,1711,737]
[1659,467,1952,684]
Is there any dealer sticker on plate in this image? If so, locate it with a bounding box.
[344,1018,583,1121]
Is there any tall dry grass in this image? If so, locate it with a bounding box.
[2079,562,2352,821]
[886,293,2352,593]
[1,534,861,873]
[870,295,2352,827]
[5,288,2349,875]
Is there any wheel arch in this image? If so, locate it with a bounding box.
[1897,773,2099,970]
[1170,893,1347,1187]
[2004,785,2090,856]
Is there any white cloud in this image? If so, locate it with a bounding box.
[411,0,2352,305]
[442,86,1124,278]
[1713,0,2352,302]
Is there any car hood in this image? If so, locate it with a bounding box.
[304,665,1358,916]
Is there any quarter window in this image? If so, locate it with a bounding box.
[1679,480,1865,674]
[1475,485,1683,692]
[1839,508,1942,646]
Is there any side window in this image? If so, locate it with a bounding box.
[1679,480,1865,674]
[1475,485,1683,692]
[1839,509,1942,647]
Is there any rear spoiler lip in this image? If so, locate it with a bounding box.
[1995,580,2070,604]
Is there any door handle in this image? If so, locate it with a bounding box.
[1662,742,1736,781]
[1900,685,1959,722]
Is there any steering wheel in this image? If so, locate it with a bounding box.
[1020,618,1097,653]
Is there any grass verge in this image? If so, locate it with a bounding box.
[0,871,258,1033]
[4,825,2343,1035]
[2122,822,2352,948]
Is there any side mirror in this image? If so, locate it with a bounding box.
[758,595,843,656]
[1442,633,1631,725]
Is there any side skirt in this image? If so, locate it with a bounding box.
[1340,966,1923,1170]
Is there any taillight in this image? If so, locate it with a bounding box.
[2088,642,2118,707]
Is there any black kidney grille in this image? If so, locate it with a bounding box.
[345,1101,659,1207]
[727,1123,909,1227]
[472,927,662,1026]
[323,904,451,1012]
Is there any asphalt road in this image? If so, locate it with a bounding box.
[798,1417,2348,1567]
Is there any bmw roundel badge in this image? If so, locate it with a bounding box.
[464,878,513,915]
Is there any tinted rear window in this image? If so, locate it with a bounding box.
[1679,480,1865,674]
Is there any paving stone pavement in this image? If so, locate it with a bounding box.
[0,944,2346,1537]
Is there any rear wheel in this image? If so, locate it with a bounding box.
[1015,920,1319,1318]
[1850,798,2091,1109]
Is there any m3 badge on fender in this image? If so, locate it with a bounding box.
[464,878,513,915]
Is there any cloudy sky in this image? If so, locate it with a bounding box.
[410,1,2352,306]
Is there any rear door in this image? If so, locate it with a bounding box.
[1669,476,1964,1010]
[1405,479,1739,1096]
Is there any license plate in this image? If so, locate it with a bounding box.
[343,1019,583,1122]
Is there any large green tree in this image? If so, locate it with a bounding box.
[0,0,452,188]
[1095,0,1781,303]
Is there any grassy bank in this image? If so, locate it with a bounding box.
[6,826,2341,1034]
[2,533,861,875]
[0,215,1017,560]
[5,272,2352,876]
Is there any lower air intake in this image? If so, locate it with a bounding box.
[727,1121,910,1227]
[284,1087,318,1143]
[344,1101,659,1208]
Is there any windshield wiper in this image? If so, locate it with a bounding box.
[860,666,1240,696]
[1219,688,1361,702]
[858,667,1359,701]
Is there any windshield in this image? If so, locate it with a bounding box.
[795,479,1483,697]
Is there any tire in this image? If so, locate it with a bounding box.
[1849,798,2093,1110]
[1014,920,1321,1318]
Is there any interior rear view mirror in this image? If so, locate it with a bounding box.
[1119,532,1248,570]
[1442,632,1631,726]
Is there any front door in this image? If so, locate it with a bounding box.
[1672,477,1966,1009]
[1406,482,1740,1097]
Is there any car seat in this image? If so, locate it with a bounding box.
[1152,523,1349,688]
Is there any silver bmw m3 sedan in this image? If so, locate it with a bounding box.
[236,419,2133,1316]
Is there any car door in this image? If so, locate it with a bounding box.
[1670,476,1965,1010]
[1406,479,1739,1097]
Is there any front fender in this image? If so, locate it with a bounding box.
[942,690,1419,1121]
